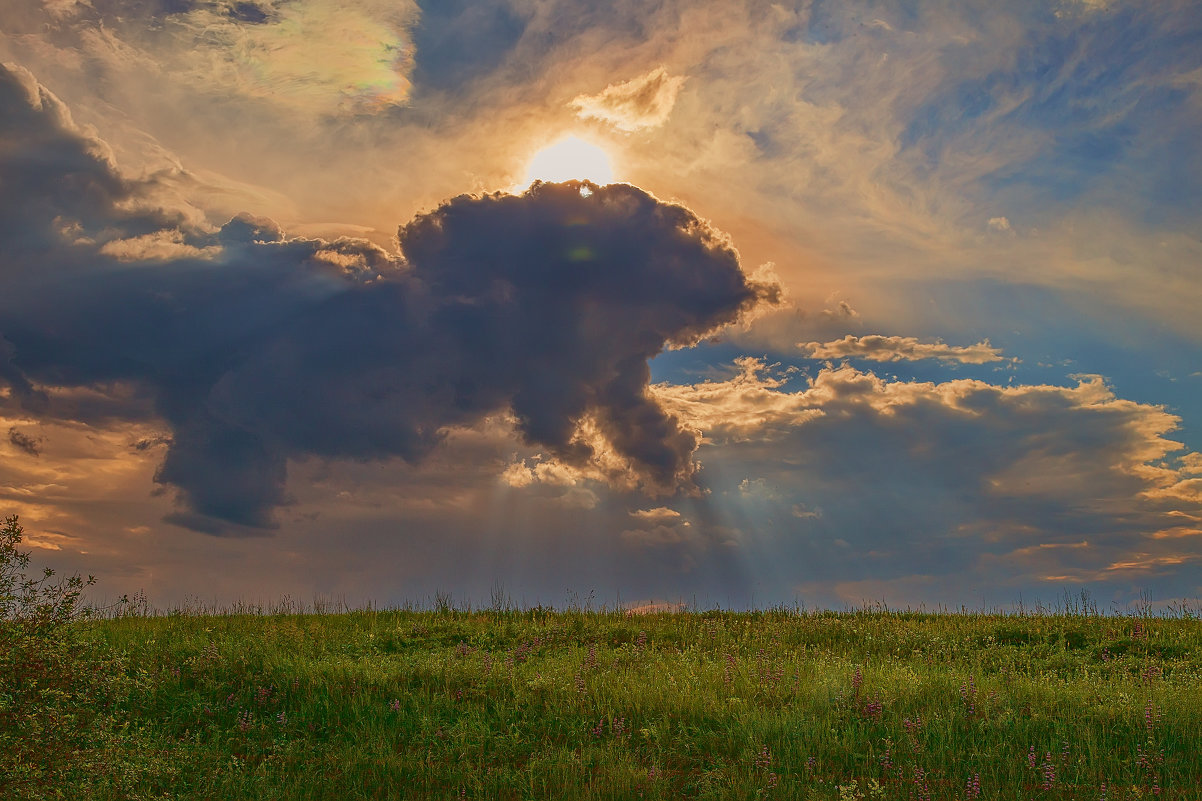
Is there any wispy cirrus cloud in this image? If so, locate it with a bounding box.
[10,0,418,116]
[571,66,686,132]
[163,0,417,113]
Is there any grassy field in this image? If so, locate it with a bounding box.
[7,598,1202,800]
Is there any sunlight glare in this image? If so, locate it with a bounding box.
[524,136,615,186]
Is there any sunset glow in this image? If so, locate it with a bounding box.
[1,0,1200,613]
[524,136,614,186]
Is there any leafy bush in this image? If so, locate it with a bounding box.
[0,515,126,799]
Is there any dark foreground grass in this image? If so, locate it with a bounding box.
[13,603,1202,800]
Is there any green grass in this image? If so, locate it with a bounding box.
[15,605,1200,800]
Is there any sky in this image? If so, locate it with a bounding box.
[1,0,1200,612]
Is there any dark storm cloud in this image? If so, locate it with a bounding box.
[7,427,42,457]
[0,64,774,533]
[410,0,528,93]
[0,65,190,258]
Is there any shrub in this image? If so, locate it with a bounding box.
[0,515,125,799]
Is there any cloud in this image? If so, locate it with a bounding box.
[8,0,1199,344]
[500,455,599,508]
[629,507,684,524]
[987,216,1014,234]
[501,457,582,489]
[571,66,686,132]
[654,358,1202,597]
[798,334,1008,364]
[0,64,775,533]
[791,503,822,519]
[0,398,170,562]
[649,357,824,440]
[8,427,42,456]
[620,504,699,569]
[0,62,201,258]
[165,0,417,113]
[1144,477,1202,505]
[99,230,222,262]
[822,300,861,323]
[738,477,780,500]
[1056,0,1117,17]
[578,0,1202,344]
[2,3,1200,611]
[12,0,417,116]
[383,182,774,490]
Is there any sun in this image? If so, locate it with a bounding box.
[524,136,615,186]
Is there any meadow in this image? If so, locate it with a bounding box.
[3,518,1202,799]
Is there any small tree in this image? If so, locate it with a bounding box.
[1,514,95,627]
[0,515,124,798]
